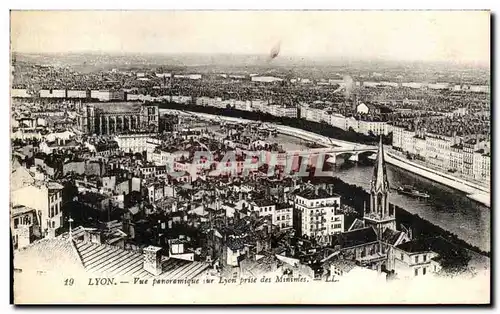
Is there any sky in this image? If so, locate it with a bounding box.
[10,10,491,66]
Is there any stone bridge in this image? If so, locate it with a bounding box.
[283,146,378,163]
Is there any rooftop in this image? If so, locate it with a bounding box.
[380,228,404,246]
[90,102,143,113]
[396,236,452,255]
[73,240,210,279]
[334,227,378,249]
[296,188,339,200]
[253,199,276,208]
[11,205,37,217]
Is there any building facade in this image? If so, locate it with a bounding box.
[295,189,344,242]
[77,102,159,135]
[11,181,63,238]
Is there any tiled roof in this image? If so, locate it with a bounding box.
[330,258,357,273]
[74,241,210,279]
[14,238,84,275]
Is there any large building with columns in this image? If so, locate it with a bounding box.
[77,102,159,135]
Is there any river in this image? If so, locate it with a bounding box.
[274,134,491,252]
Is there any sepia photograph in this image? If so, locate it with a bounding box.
[9,10,491,304]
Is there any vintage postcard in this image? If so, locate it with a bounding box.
[10,10,491,304]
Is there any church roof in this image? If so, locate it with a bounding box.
[381,228,404,246]
[371,136,389,194]
[334,227,378,249]
[348,218,365,231]
[91,102,143,113]
[396,236,451,255]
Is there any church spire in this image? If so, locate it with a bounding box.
[364,135,396,236]
[371,136,389,194]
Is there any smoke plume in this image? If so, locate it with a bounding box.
[343,75,354,98]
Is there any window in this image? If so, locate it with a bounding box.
[14,218,19,228]
[423,254,427,262]
[400,253,404,261]
[415,268,419,276]
[415,256,419,263]
[423,267,426,275]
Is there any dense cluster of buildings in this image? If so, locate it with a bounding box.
[391,125,490,183]
[12,96,459,282]
[11,57,488,284]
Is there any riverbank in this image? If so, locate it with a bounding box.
[385,151,490,208]
[310,176,490,258]
[164,108,335,146]
[158,102,490,207]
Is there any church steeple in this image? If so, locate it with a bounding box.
[364,136,396,236]
[371,136,389,194]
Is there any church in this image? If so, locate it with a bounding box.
[76,102,159,135]
[332,137,411,273]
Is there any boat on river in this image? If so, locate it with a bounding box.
[395,185,430,198]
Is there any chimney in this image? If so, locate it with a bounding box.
[143,245,163,276]
[234,210,240,223]
[85,230,103,244]
[16,224,33,249]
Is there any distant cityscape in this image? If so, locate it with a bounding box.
[11,54,491,187]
